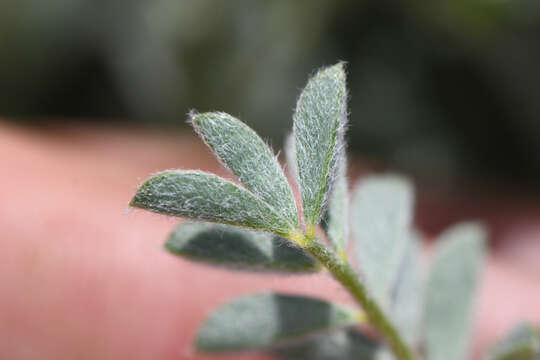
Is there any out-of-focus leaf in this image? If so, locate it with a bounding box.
[487,323,540,360]
[270,328,385,360]
[424,223,486,360]
[130,170,292,236]
[165,222,318,273]
[191,112,298,229]
[321,155,349,258]
[196,292,359,352]
[351,175,414,307]
[375,348,396,360]
[390,232,424,346]
[294,63,348,228]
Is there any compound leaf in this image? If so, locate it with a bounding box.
[130,170,292,236]
[196,292,359,352]
[192,112,298,228]
[294,63,348,228]
[166,222,319,273]
[487,323,540,360]
[424,223,486,360]
[351,175,414,308]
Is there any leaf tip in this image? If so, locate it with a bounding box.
[128,197,139,209]
[129,170,176,209]
[443,221,488,250]
[320,61,346,81]
[188,109,204,129]
[163,234,181,254]
[129,179,150,209]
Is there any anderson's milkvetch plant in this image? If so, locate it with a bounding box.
[130,63,540,360]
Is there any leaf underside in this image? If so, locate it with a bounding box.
[351,175,414,308]
[130,170,291,235]
[192,112,298,229]
[294,62,347,227]
[196,292,358,352]
[424,222,486,360]
[166,222,318,273]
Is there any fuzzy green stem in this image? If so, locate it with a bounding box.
[302,235,415,360]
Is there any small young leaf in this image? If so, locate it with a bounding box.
[191,112,298,229]
[166,222,319,273]
[390,232,424,346]
[321,155,349,258]
[294,63,348,228]
[487,323,540,360]
[424,223,486,360]
[351,175,414,307]
[196,292,359,352]
[270,328,382,360]
[130,170,293,236]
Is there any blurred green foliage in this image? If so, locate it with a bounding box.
[1,0,540,185]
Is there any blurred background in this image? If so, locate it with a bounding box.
[2,0,540,187]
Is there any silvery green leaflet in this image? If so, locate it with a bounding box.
[129,63,528,360]
[293,63,348,231]
[191,112,298,230]
[166,222,318,273]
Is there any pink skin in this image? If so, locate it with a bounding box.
[1,122,539,360]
